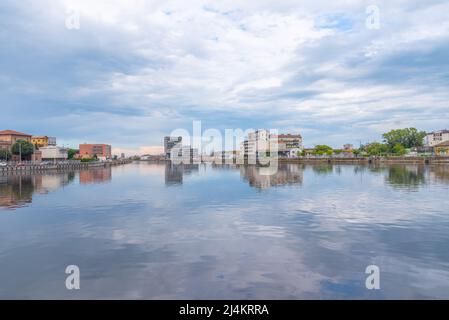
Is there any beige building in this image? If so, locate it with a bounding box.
[0,130,41,161]
[241,130,303,159]
[0,130,32,148]
[425,130,449,147]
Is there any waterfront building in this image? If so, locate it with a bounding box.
[31,136,56,147]
[39,146,68,161]
[240,140,249,156]
[425,130,449,147]
[140,154,153,161]
[241,130,303,159]
[0,130,41,161]
[79,144,112,160]
[0,130,32,149]
[164,136,183,159]
[343,144,354,151]
[248,130,270,157]
[178,146,199,164]
[32,136,48,147]
[212,150,241,163]
[240,129,270,162]
[434,141,449,156]
[272,134,303,158]
[302,148,315,156]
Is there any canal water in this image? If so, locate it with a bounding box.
[1,162,449,299]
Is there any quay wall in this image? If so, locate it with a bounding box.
[0,160,132,174]
[278,156,449,165]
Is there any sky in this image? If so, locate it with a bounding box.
[1,0,448,156]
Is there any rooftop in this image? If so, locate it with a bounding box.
[428,129,449,135]
[434,140,449,147]
[277,134,302,138]
[0,130,32,136]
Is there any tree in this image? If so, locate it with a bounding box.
[382,128,426,149]
[313,145,333,156]
[67,149,78,160]
[392,143,407,156]
[0,149,12,161]
[11,140,34,160]
[362,142,389,156]
[353,149,361,157]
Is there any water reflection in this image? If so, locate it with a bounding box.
[164,163,199,185]
[0,173,75,209]
[0,168,111,209]
[239,164,304,189]
[311,164,334,175]
[79,167,112,184]
[429,165,449,183]
[1,163,449,299]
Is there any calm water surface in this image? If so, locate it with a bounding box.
[1,162,449,299]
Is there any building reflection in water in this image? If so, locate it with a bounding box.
[239,164,304,189]
[0,172,75,209]
[429,165,449,184]
[164,163,199,186]
[79,167,112,184]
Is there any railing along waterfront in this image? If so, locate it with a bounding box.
[0,159,132,174]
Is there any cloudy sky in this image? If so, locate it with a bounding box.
[1,0,448,155]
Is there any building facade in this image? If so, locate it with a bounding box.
[185,146,199,163]
[171,146,199,164]
[434,141,449,156]
[79,144,112,160]
[32,136,57,148]
[241,130,303,159]
[0,130,41,161]
[39,146,68,161]
[425,130,449,147]
[164,136,183,159]
[0,130,32,149]
[274,134,303,158]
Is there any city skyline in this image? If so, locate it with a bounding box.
[1,1,449,156]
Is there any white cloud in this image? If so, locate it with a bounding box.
[1,0,449,149]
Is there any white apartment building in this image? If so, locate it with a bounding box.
[170,145,199,164]
[39,146,68,161]
[424,130,449,147]
[247,130,270,157]
[241,130,303,159]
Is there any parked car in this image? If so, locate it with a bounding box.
[0,162,7,167]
